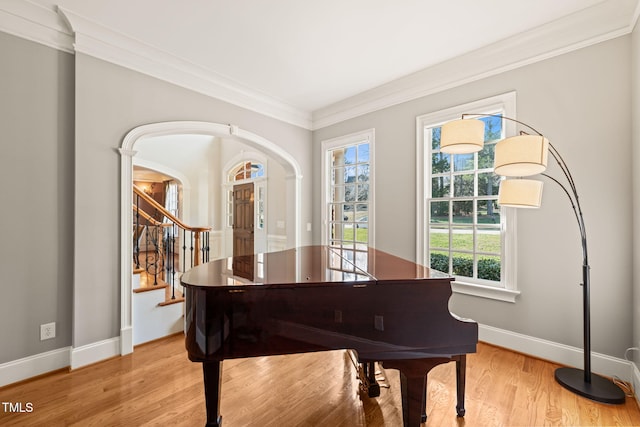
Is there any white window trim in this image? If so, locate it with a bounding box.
[416,92,520,303]
[321,128,375,248]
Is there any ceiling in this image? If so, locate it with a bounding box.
[16,0,640,127]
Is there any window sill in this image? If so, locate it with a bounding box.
[451,281,520,303]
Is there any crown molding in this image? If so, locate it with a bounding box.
[0,0,73,52]
[2,1,638,131]
[312,0,640,130]
[57,7,312,130]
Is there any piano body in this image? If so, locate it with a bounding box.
[181,245,478,426]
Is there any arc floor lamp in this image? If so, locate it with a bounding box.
[440,114,625,404]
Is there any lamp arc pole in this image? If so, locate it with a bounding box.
[456,114,625,404]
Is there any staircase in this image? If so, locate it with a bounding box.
[132,185,211,346]
[132,269,184,345]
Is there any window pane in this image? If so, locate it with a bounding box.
[429,226,449,250]
[477,228,501,253]
[251,164,264,178]
[481,115,502,142]
[354,250,368,270]
[452,201,473,223]
[344,166,356,183]
[478,255,501,281]
[478,173,500,196]
[431,127,441,150]
[342,203,353,221]
[332,149,346,167]
[357,143,370,162]
[430,201,449,223]
[342,223,354,241]
[357,184,369,202]
[452,228,473,251]
[345,184,356,202]
[431,176,450,198]
[330,223,340,240]
[332,167,343,185]
[478,200,500,224]
[453,153,474,172]
[355,203,368,218]
[331,186,346,202]
[429,250,449,273]
[357,164,369,182]
[452,252,473,277]
[345,146,356,164]
[453,174,474,197]
[478,143,495,169]
[355,225,368,243]
[432,153,450,173]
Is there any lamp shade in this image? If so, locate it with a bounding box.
[440,119,484,154]
[498,179,543,208]
[494,134,549,177]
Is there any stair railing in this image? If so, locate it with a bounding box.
[133,185,211,299]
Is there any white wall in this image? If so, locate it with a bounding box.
[313,36,633,361]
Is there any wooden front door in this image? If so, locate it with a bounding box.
[233,183,254,279]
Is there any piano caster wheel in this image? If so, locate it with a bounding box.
[456,407,466,417]
[367,383,381,398]
[421,414,427,423]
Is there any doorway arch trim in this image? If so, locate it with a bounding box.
[119,121,302,355]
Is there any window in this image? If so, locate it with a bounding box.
[228,161,264,181]
[417,93,519,302]
[321,129,374,255]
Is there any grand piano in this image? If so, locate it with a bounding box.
[181,245,478,426]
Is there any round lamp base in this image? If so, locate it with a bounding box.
[555,367,625,404]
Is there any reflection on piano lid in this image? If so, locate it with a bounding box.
[181,245,450,289]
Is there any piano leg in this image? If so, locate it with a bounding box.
[203,361,223,427]
[364,362,381,397]
[398,370,426,427]
[386,357,464,426]
[455,355,467,417]
[421,378,427,423]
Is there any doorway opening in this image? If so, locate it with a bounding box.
[119,121,302,355]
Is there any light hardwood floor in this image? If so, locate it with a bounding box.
[1,334,639,426]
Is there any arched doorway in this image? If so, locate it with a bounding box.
[119,121,302,354]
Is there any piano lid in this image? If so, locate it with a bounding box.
[180,245,451,289]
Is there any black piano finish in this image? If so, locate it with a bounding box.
[181,245,478,426]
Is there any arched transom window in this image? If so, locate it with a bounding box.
[228,161,265,182]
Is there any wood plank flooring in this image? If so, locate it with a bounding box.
[1,334,639,426]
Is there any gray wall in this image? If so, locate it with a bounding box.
[74,53,313,347]
[0,31,74,362]
[313,36,634,359]
[632,19,640,364]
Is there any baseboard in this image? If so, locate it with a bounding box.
[1,324,636,394]
[70,337,120,370]
[121,326,133,355]
[632,361,640,405]
[480,324,633,383]
[0,346,71,387]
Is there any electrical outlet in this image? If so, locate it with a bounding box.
[40,322,56,340]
